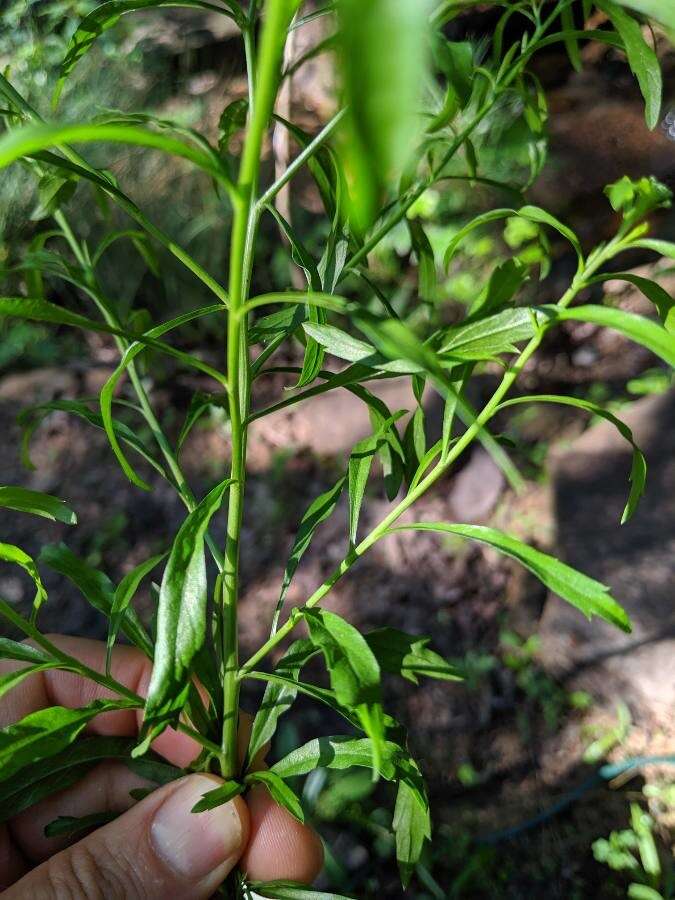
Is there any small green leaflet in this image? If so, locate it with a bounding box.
[444,205,582,267]
[191,780,244,813]
[497,394,646,523]
[0,664,61,702]
[138,479,233,753]
[18,399,166,480]
[39,543,151,650]
[249,881,356,900]
[393,773,431,887]
[589,272,675,333]
[39,543,152,657]
[271,735,402,781]
[245,770,305,823]
[246,640,318,769]
[0,638,53,664]
[440,308,545,360]
[0,699,139,785]
[549,305,675,367]
[0,542,47,613]
[54,0,245,106]
[0,485,76,524]
[44,811,117,838]
[365,628,462,684]
[107,551,168,674]
[598,0,662,129]
[302,322,420,373]
[304,609,386,776]
[389,523,631,632]
[272,477,346,634]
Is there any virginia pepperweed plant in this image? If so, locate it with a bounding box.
[1,0,674,896]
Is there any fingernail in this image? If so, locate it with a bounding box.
[151,776,244,880]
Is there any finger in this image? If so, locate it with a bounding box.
[8,761,148,863]
[3,774,250,900]
[241,785,324,884]
[0,636,199,767]
[8,712,257,862]
[0,824,26,891]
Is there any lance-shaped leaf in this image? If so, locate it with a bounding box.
[54,0,245,106]
[547,305,675,367]
[365,627,462,684]
[272,477,346,634]
[304,609,386,775]
[107,551,168,673]
[44,811,117,839]
[0,638,53,665]
[393,768,431,887]
[598,0,662,129]
[0,542,47,614]
[497,395,647,523]
[444,205,581,267]
[138,479,233,753]
[18,399,166,480]
[247,640,319,769]
[249,881,356,900]
[0,485,76,524]
[0,664,63,702]
[303,322,422,374]
[589,272,675,333]
[39,544,152,656]
[389,523,631,632]
[439,308,545,360]
[191,780,245,813]
[245,770,305,823]
[0,699,139,785]
[271,735,403,781]
[337,0,432,228]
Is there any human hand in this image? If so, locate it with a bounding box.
[0,636,323,898]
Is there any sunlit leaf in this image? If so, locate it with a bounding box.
[0,485,76,525]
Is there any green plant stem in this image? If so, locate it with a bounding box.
[239,240,617,677]
[221,0,294,776]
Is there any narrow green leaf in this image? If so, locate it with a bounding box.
[589,272,675,332]
[0,485,76,524]
[0,542,48,614]
[440,308,544,360]
[191,780,244,813]
[598,0,662,129]
[39,543,152,656]
[304,609,385,775]
[54,0,244,105]
[44,811,117,838]
[389,523,631,632]
[497,394,646,522]
[107,552,168,674]
[0,122,233,192]
[273,477,346,634]
[549,305,675,367]
[246,770,305,823]
[0,638,53,665]
[247,640,318,769]
[139,479,233,751]
[561,4,583,71]
[0,664,62,701]
[271,736,401,781]
[365,628,462,684]
[407,218,436,301]
[0,699,139,785]
[218,98,249,153]
[18,399,166,481]
[250,881,356,900]
[337,0,431,228]
[393,774,431,887]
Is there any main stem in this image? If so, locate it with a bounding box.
[221,0,293,777]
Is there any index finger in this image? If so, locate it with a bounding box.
[0,635,199,768]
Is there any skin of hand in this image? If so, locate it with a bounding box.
[0,636,324,899]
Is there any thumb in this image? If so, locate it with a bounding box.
[4,774,250,900]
